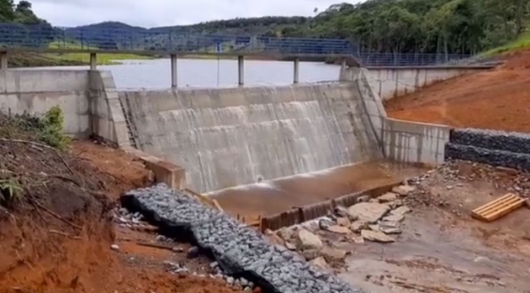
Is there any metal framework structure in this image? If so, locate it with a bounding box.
[0,23,473,66]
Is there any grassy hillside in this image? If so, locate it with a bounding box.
[482,32,530,56]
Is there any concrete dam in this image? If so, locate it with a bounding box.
[0,66,452,200]
[120,78,385,193]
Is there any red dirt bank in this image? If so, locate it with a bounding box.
[385,49,530,133]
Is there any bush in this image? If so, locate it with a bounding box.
[37,106,70,150]
[0,178,22,207]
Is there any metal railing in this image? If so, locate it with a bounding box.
[358,52,472,67]
[0,23,474,66]
[0,23,355,56]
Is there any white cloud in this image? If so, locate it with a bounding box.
[27,0,363,28]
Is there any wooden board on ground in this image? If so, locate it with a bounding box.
[472,193,526,222]
[184,188,224,212]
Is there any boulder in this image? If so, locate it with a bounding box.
[321,247,348,262]
[277,227,293,241]
[347,203,390,223]
[350,221,368,233]
[351,234,365,244]
[326,225,351,235]
[301,249,320,261]
[369,224,380,232]
[309,257,331,271]
[391,206,411,216]
[285,242,297,251]
[296,229,323,250]
[333,206,350,218]
[389,199,404,209]
[336,217,351,227]
[361,230,396,243]
[392,185,416,196]
[383,213,405,223]
[356,195,371,203]
[378,192,398,203]
[319,218,335,230]
[380,227,402,235]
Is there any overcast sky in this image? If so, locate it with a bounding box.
[25,0,362,28]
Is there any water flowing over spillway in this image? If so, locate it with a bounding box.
[120,81,384,193]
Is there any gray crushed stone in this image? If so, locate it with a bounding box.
[445,143,530,171]
[123,184,365,293]
[451,128,530,154]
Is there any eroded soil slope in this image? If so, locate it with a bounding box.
[386,50,530,133]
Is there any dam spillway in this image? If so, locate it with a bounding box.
[119,79,386,193]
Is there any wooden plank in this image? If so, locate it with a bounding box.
[472,193,525,222]
[483,200,525,221]
[473,193,515,213]
[475,196,521,215]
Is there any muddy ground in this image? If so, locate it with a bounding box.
[337,161,530,293]
[0,118,244,293]
[385,49,530,133]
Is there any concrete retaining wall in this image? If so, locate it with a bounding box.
[119,81,385,193]
[0,70,91,137]
[383,118,450,165]
[364,66,491,101]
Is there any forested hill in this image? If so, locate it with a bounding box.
[70,0,529,55]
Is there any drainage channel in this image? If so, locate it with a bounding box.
[121,184,366,293]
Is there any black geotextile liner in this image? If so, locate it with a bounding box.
[445,143,530,171]
[450,128,530,154]
[120,194,279,293]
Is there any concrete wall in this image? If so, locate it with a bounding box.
[364,66,491,101]
[89,70,131,147]
[0,70,91,136]
[383,118,450,165]
[119,82,385,193]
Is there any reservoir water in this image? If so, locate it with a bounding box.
[32,58,341,90]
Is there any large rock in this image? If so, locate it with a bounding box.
[377,192,398,203]
[277,227,293,241]
[321,247,348,262]
[301,249,320,261]
[350,221,368,233]
[318,218,335,230]
[383,213,405,223]
[326,225,351,235]
[361,230,396,243]
[336,217,351,227]
[391,206,411,216]
[309,257,331,271]
[347,203,390,223]
[296,229,323,250]
[392,185,416,196]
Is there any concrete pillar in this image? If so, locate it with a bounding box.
[1,51,8,70]
[339,58,347,81]
[238,55,244,87]
[90,53,97,70]
[170,54,178,88]
[293,58,300,84]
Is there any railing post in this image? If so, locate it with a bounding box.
[238,55,244,87]
[293,57,300,84]
[1,51,8,70]
[339,58,347,81]
[171,54,178,89]
[90,53,97,70]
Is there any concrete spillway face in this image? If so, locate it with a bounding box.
[120,75,385,193]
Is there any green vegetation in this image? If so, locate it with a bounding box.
[0,178,22,206]
[0,107,70,150]
[281,0,530,55]
[36,106,70,150]
[482,32,530,56]
[43,41,153,65]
